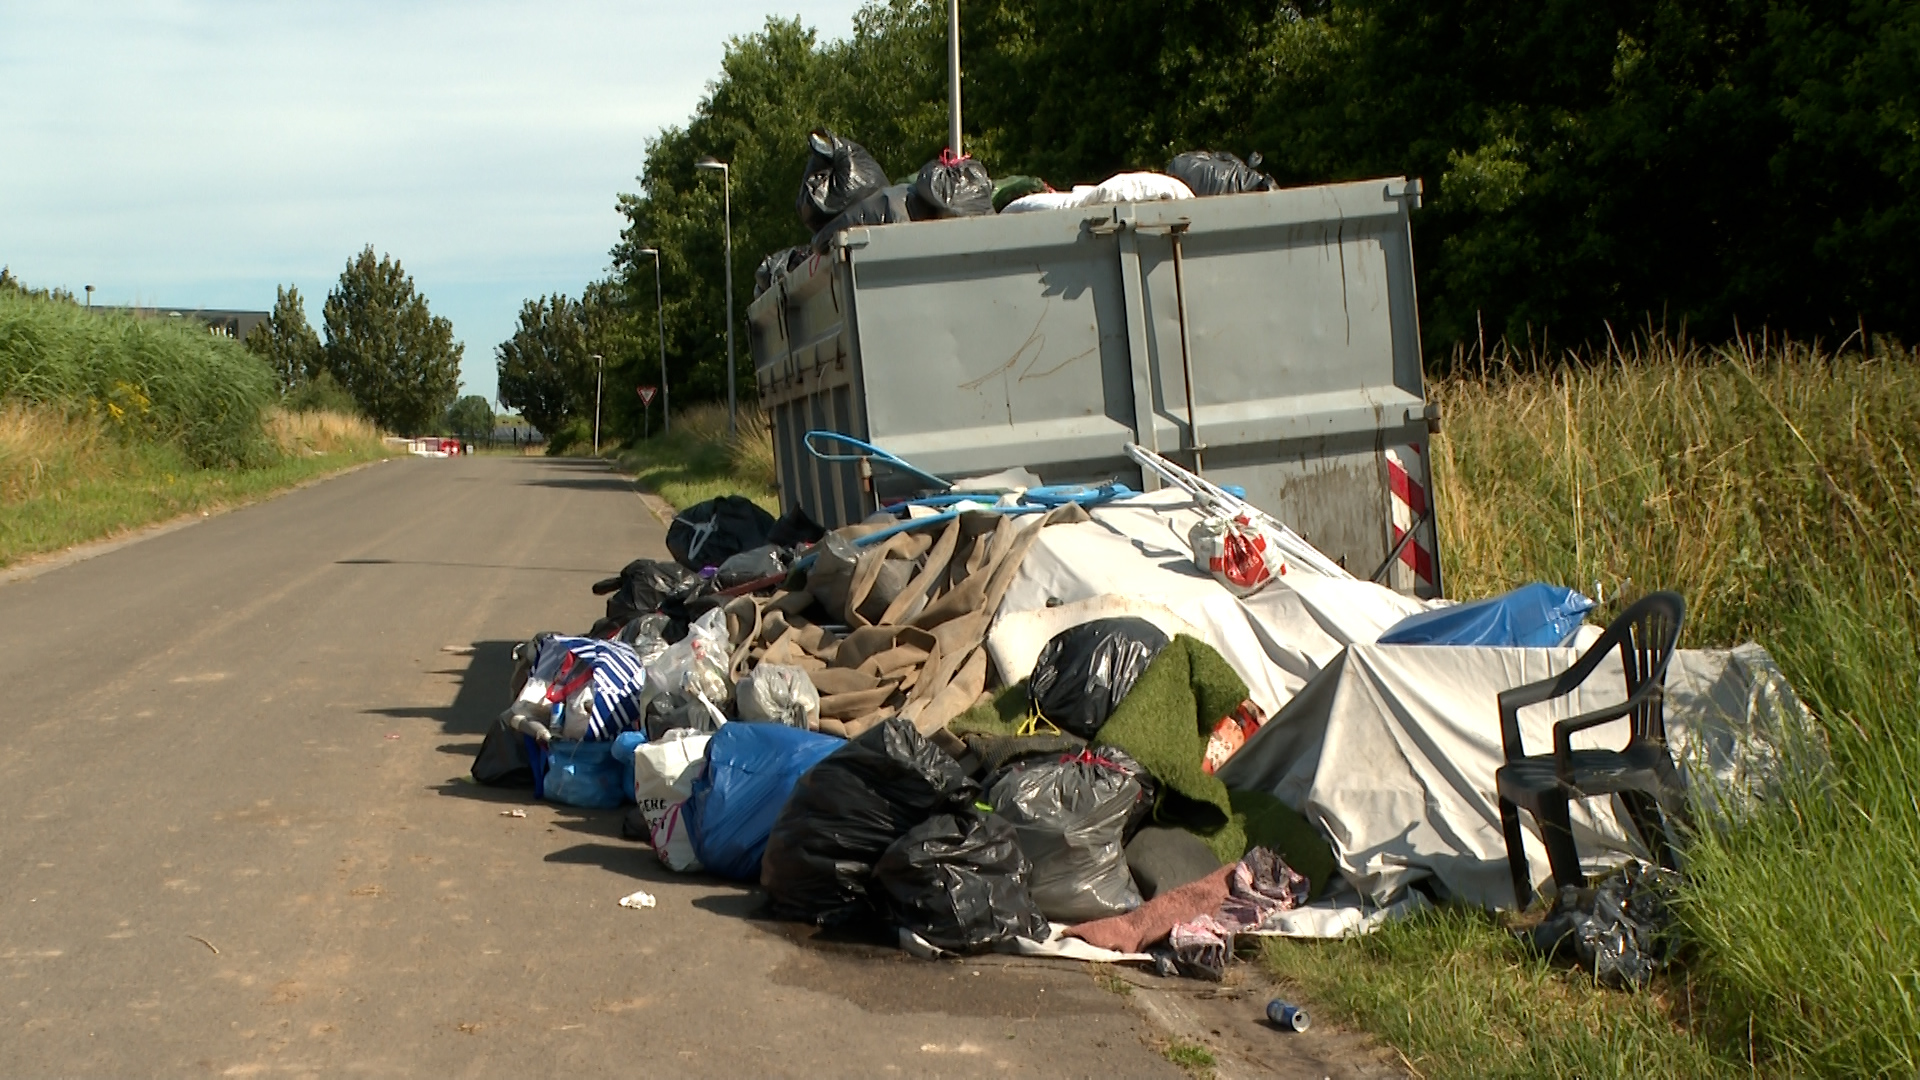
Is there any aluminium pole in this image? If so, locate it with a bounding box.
[722,165,736,441]
[654,252,669,434]
[948,0,962,156]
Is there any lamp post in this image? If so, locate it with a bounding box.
[948,0,962,156]
[694,156,736,440]
[634,247,669,434]
[591,352,604,455]
[85,284,94,308]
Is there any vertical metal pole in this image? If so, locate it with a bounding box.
[654,252,669,434]
[722,165,736,441]
[592,352,603,454]
[947,0,962,156]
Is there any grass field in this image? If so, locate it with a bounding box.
[1264,334,1919,1078]
[0,403,390,568]
[1,288,392,568]
[611,401,778,514]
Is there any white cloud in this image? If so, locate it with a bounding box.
[0,0,868,404]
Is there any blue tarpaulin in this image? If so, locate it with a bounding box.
[1377,583,1595,648]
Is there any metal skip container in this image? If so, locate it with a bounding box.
[747,175,1443,598]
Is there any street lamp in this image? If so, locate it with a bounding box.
[85,284,94,308]
[634,247,669,435]
[694,155,736,440]
[591,352,604,455]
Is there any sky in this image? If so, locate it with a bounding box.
[0,0,868,405]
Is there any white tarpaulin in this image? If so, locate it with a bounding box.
[1216,641,1812,909]
[981,491,1812,919]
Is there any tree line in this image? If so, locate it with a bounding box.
[505,0,1917,442]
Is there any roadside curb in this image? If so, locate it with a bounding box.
[0,456,391,590]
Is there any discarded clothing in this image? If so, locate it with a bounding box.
[1066,863,1234,954]
[1216,847,1310,932]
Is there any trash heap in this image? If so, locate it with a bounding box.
[754,128,1280,299]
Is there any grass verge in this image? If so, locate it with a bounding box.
[611,401,779,513]
[1265,333,1920,1078]
[1,404,390,568]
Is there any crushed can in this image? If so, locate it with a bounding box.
[1266,998,1310,1032]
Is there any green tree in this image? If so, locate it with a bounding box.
[496,294,589,438]
[243,285,322,395]
[445,394,494,441]
[320,247,462,434]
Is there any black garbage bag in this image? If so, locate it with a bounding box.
[754,245,811,298]
[642,690,725,742]
[593,558,702,623]
[874,811,1050,953]
[761,717,981,925]
[1028,617,1170,739]
[910,152,994,219]
[811,183,916,254]
[1166,150,1277,197]
[765,504,827,549]
[667,495,778,573]
[715,544,792,589]
[985,750,1145,922]
[796,129,890,232]
[470,715,533,787]
[1530,861,1680,989]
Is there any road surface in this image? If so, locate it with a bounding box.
[0,454,1395,1078]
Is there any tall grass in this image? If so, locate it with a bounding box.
[612,401,779,512]
[0,290,277,465]
[1268,334,1920,1078]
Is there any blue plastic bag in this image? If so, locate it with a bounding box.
[1377,583,1596,648]
[541,739,632,809]
[686,721,843,880]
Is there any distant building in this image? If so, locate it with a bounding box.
[94,306,270,341]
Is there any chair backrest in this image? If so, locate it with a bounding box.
[1612,591,1684,747]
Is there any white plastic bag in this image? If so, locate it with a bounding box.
[633,734,712,831]
[642,608,733,712]
[650,801,703,873]
[735,664,821,729]
[1189,513,1288,597]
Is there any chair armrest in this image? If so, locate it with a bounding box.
[1551,684,1664,780]
[1496,677,1563,760]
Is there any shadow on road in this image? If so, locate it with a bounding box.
[334,558,611,574]
[518,476,639,493]
[363,639,519,739]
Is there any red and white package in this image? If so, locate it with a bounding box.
[1189,513,1287,597]
[1203,699,1267,775]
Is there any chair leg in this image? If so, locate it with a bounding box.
[1537,793,1584,895]
[1619,789,1679,873]
[1499,797,1532,910]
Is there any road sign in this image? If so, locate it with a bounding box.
[637,385,658,406]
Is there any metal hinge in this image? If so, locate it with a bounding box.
[1406,402,1441,433]
[1388,178,1424,210]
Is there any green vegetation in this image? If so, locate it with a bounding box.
[0,284,390,568]
[1161,1037,1216,1076]
[317,247,461,435]
[495,282,643,442]
[611,402,777,513]
[1265,336,1920,1078]
[1,287,276,467]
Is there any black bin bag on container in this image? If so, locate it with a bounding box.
[810,184,917,254]
[796,129,890,232]
[874,811,1050,954]
[1028,617,1169,739]
[1166,150,1277,197]
[666,495,778,572]
[985,750,1145,922]
[761,718,980,926]
[910,152,994,219]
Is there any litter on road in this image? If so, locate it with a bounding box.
[617,890,658,910]
[466,127,1818,997]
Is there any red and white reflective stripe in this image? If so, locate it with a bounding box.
[1386,445,1435,587]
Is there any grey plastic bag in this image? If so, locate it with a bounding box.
[736,664,821,729]
[985,751,1144,922]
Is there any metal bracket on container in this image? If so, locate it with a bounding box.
[1086,217,1128,237]
[1387,178,1424,210]
[1405,402,1441,433]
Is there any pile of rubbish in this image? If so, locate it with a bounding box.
[472,422,1815,989]
[755,130,1283,299]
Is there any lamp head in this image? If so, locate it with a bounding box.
[635,247,659,257]
[694,157,727,171]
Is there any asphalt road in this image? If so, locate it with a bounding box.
[0,454,1397,1078]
